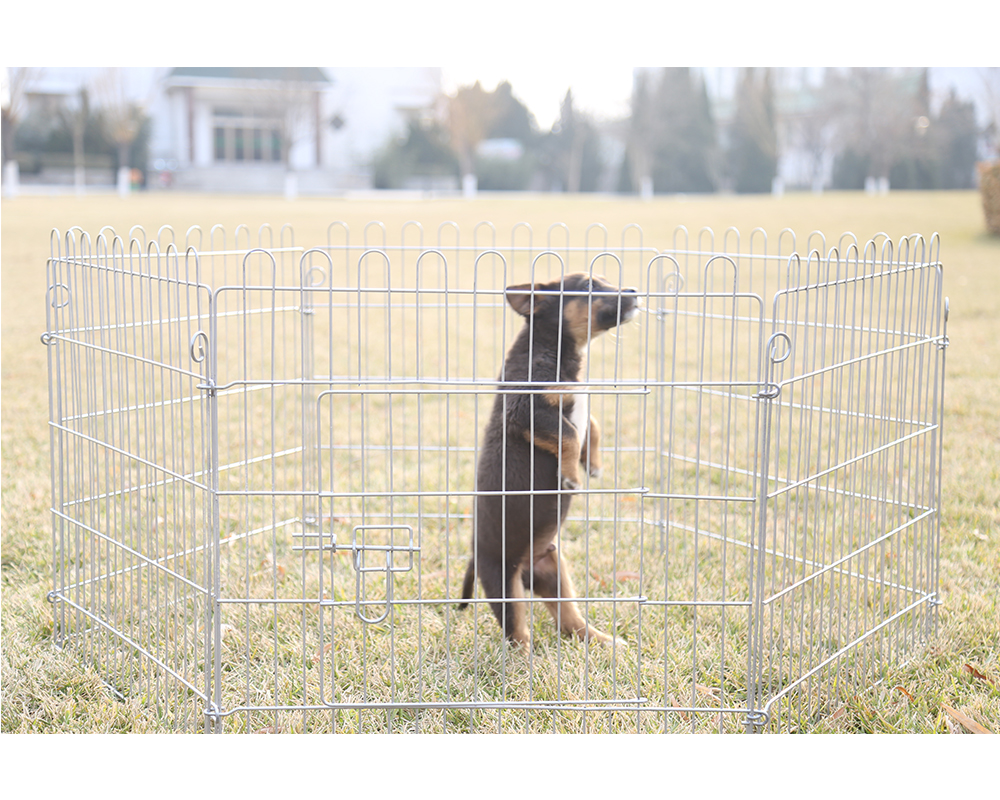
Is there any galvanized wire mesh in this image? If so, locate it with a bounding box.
[45,221,947,732]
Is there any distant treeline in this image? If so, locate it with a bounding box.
[9,89,151,180]
[376,67,982,194]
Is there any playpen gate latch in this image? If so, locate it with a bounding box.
[349,524,419,625]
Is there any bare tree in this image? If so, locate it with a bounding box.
[2,67,36,163]
[789,69,837,192]
[826,68,922,185]
[93,68,147,197]
[2,67,39,196]
[979,68,1000,160]
[58,84,90,195]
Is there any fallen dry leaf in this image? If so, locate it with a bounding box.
[963,663,995,685]
[315,642,333,660]
[829,706,846,720]
[893,685,915,703]
[665,693,689,722]
[695,684,721,702]
[257,559,287,580]
[589,570,607,589]
[941,704,993,734]
[614,571,641,582]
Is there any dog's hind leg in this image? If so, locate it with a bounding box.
[530,544,622,646]
[480,558,531,647]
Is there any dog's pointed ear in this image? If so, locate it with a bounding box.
[505,282,544,317]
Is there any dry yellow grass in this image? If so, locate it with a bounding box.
[3,189,998,733]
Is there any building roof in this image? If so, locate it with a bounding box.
[167,67,331,85]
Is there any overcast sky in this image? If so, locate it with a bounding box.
[6,1,995,133]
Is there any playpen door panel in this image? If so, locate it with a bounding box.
[313,386,462,698]
[313,387,651,721]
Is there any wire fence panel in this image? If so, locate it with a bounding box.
[45,222,947,733]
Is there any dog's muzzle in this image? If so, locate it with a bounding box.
[599,288,640,328]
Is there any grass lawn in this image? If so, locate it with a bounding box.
[2,188,998,733]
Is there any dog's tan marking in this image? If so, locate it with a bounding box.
[541,391,575,409]
[563,298,595,347]
[523,428,582,487]
[523,427,556,455]
[583,416,602,477]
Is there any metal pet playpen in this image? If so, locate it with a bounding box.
[44,220,948,732]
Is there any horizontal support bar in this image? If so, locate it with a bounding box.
[48,592,209,703]
[51,509,210,596]
[762,508,937,605]
[759,592,937,715]
[767,425,938,499]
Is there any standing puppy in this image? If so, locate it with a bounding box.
[459,273,640,647]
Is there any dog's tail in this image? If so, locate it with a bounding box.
[457,557,476,610]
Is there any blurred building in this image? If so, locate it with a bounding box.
[7,66,443,193]
[150,67,442,192]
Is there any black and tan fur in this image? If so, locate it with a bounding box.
[458,273,640,647]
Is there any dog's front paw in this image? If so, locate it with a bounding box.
[589,629,628,650]
[561,474,581,491]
